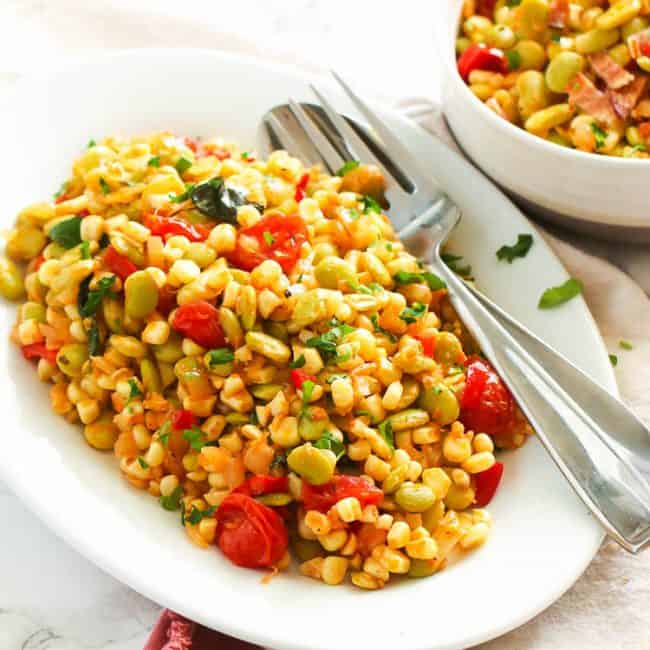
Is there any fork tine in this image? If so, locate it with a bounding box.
[288,98,344,175]
[330,70,436,192]
[309,83,412,195]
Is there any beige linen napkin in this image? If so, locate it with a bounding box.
[3,0,650,648]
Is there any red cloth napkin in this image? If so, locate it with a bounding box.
[145,610,261,650]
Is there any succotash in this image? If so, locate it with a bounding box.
[458,0,650,156]
[2,132,532,589]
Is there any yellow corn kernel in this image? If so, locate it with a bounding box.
[382,547,410,574]
[305,510,331,536]
[321,556,348,585]
[422,467,452,500]
[363,557,390,582]
[351,571,384,590]
[142,320,170,345]
[462,451,496,474]
[318,529,348,552]
[387,521,411,549]
[405,535,439,560]
[364,454,391,482]
[336,496,362,522]
[459,522,490,550]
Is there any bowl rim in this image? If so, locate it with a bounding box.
[444,3,650,169]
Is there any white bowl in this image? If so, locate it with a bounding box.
[0,49,612,650]
[435,0,650,242]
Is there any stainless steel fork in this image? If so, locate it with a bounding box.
[257,73,650,553]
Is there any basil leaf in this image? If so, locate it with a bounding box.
[99,233,110,248]
[538,278,583,309]
[79,275,116,318]
[207,348,235,366]
[378,420,394,450]
[289,354,306,369]
[306,320,355,361]
[399,302,427,324]
[175,157,193,174]
[160,485,183,511]
[49,217,82,249]
[313,431,345,460]
[126,378,143,406]
[148,156,161,167]
[336,160,360,176]
[169,183,196,204]
[496,234,533,264]
[190,178,247,223]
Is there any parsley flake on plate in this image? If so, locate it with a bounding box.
[505,50,521,71]
[441,253,472,279]
[609,354,618,367]
[184,505,217,525]
[619,340,633,350]
[183,427,206,451]
[538,278,583,309]
[496,234,533,263]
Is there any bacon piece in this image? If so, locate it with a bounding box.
[549,0,569,28]
[567,73,619,126]
[627,28,650,59]
[632,97,650,119]
[609,76,648,119]
[590,52,635,89]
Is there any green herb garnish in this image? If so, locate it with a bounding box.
[629,143,647,154]
[370,314,397,343]
[99,177,110,195]
[99,233,110,248]
[361,195,381,214]
[80,240,91,260]
[496,234,533,264]
[263,231,275,246]
[53,181,68,200]
[619,339,633,350]
[169,183,196,204]
[126,378,143,406]
[393,270,446,290]
[336,160,360,176]
[609,354,618,367]
[183,427,206,451]
[79,275,116,318]
[378,420,394,450]
[148,156,161,167]
[158,421,171,447]
[306,320,355,361]
[49,216,82,249]
[175,157,193,174]
[314,431,345,460]
[301,380,315,407]
[207,348,235,366]
[590,123,607,149]
[326,373,349,384]
[399,302,427,324]
[441,253,472,279]
[137,457,149,469]
[160,485,183,511]
[184,505,216,525]
[538,278,583,309]
[87,139,96,148]
[505,50,521,71]
[289,354,306,369]
[270,452,287,471]
[87,319,101,356]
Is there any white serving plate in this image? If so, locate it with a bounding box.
[435,0,650,243]
[0,50,613,650]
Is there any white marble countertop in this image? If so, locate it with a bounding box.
[0,1,649,649]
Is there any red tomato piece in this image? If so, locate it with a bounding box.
[640,40,650,57]
[104,246,138,280]
[460,356,515,436]
[216,493,288,568]
[172,301,226,349]
[77,209,90,218]
[302,475,384,512]
[476,0,497,16]
[639,121,650,142]
[294,173,310,202]
[172,409,196,431]
[143,213,210,242]
[235,475,289,496]
[474,461,504,507]
[290,369,317,390]
[22,343,59,365]
[228,214,307,273]
[457,44,507,81]
[413,333,436,358]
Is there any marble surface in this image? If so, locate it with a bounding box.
[0,1,649,649]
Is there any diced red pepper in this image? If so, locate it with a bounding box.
[294,173,310,202]
[22,342,59,365]
[413,333,436,358]
[104,246,137,280]
[33,255,45,271]
[290,369,317,390]
[235,475,289,496]
[172,409,196,431]
[639,121,650,142]
[143,213,210,242]
[474,461,504,507]
[457,43,507,81]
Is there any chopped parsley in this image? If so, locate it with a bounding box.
[207,348,235,366]
[263,231,275,246]
[619,340,633,350]
[326,373,349,384]
[347,208,360,220]
[609,354,618,367]
[289,354,306,369]
[99,177,110,195]
[53,181,68,200]
[49,216,83,249]
[126,378,143,406]
[147,156,161,167]
[393,270,446,290]
[158,421,171,447]
[80,240,91,259]
[160,485,183,511]
[496,234,533,264]
[183,427,206,451]
[137,457,149,469]
[505,49,521,71]
[87,139,96,148]
[314,431,345,460]
[241,151,253,161]
[334,350,352,364]
[306,320,355,361]
[361,195,381,214]
[184,505,216,525]
[590,123,607,149]
[538,278,583,309]
[87,319,101,356]
[336,160,360,176]
[399,302,427,324]
[629,143,647,154]
[79,275,116,318]
[175,157,193,174]
[441,253,472,279]
[378,420,395,450]
[370,314,397,343]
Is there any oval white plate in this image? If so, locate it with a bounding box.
[0,50,613,650]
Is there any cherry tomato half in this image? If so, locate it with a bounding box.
[460,356,515,436]
[22,342,59,365]
[172,409,196,431]
[234,475,289,497]
[302,475,384,512]
[457,43,507,81]
[228,214,307,273]
[143,213,210,242]
[290,369,317,390]
[104,246,138,281]
[216,493,288,569]
[172,301,226,349]
[474,461,504,507]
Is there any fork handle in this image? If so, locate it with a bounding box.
[430,255,650,553]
